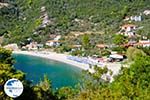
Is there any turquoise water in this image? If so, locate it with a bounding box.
[13,54,82,89]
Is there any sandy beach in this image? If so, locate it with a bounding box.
[13,51,92,71]
[13,51,122,75]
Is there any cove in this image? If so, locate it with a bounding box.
[13,54,82,89]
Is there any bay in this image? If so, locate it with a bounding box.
[13,54,82,89]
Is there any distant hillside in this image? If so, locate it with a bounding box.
[0,0,150,45]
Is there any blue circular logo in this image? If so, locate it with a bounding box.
[4,78,23,98]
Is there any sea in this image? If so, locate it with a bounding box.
[13,54,82,89]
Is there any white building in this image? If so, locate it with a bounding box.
[45,35,61,47]
[124,31,135,37]
[124,15,142,21]
[138,40,150,47]
[130,16,142,21]
[143,10,150,15]
[119,24,137,37]
[121,24,136,32]
[45,40,60,47]
[26,42,38,50]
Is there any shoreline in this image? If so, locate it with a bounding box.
[13,51,92,71]
[12,50,122,82]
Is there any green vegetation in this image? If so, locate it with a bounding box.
[113,34,128,45]
[0,0,150,46]
[138,47,150,56]
[0,0,150,99]
[112,46,127,54]
[82,35,90,49]
[111,55,150,100]
[0,48,57,100]
[126,47,146,61]
[0,46,150,100]
[0,48,25,86]
[64,54,150,100]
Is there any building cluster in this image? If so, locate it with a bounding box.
[138,40,150,47]
[20,35,62,50]
[124,9,150,22]
[119,24,136,37]
[117,10,150,47]
[45,35,61,47]
[22,42,43,51]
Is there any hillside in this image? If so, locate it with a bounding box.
[0,1,150,99]
[0,0,150,45]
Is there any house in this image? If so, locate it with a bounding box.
[143,10,150,15]
[45,40,60,47]
[37,44,44,49]
[125,31,135,37]
[71,45,82,51]
[121,24,136,32]
[136,40,150,47]
[25,42,38,50]
[124,16,142,21]
[130,16,142,21]
[108,54,124,62]
[45,35,61,47]
[96,44,108,49]
[119,24,137,37]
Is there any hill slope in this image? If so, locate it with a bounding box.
[0,0,150,45]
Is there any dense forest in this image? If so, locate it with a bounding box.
[0,0,150,45]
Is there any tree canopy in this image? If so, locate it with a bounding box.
[0,0,150,45]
